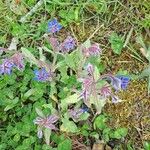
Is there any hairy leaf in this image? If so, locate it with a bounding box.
[109,33,124,55]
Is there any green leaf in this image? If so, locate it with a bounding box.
[58,139,72,150]
[139,66,150,78]
[64,50,83,70]
[102,128,112,142]
[13,134,20,142]
[42,103,57,114]
[109,32,124,55]
[144,141,150,150]
[61,93,81,110]
[94,115,107,130]
[90,132,99,139]
[59,65,69,82]
[35,108,45,118]
[111,128,128,139]
[93,66,100,81]
[21,47,39,66]
[82,39,91,49]
[90,95,106,114]
[60,117,78,133]
[4,97,19,111]
[44,128,51,145]
[79,112,90,121]
[24,89,35,98]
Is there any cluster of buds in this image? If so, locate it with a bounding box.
[48,19,76,53]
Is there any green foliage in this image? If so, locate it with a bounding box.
[93,115,128,143]
[59,7,80,26]
[110,128,128,139]
[57,139,72,150]
[61,93,81,110]
[144,141,150,150]
[94,115,108,130]
[60,116,79,133]
[109,33,124,55]
[1,0,147,149]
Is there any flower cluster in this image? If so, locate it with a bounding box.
[0,59,14,75]
[49,35,76,53]
[48,19,76,53]
[0,53,24,75]
[79,64,130,105]
[34,68,52,82]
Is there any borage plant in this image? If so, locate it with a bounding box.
[0,19,130,146]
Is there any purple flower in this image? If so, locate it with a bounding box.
[60,36,76,53]
[34,115,59,138]
[116,75,130,90]
[88,43,101,56]
[101,74,122,91]
[82,77,93,89]
[11,53,24,71]
[99,85,111,98]
[0,59,14,75]
[48,19,62,33]
[98,84,121,103]
[34,68,51,82]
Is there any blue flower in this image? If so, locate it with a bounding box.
[34,68,51,82]
[48,19,62,33]
[116,75,130,90]
[81,106,89,112]
[60,36,76,52]
[0,59,14,75]
[102,75,122,91]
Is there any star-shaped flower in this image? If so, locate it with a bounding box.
[34,68,51,82]
[116,75,130,90]
[60,36,76,53]
[48,19,62,33]
[0,59,14,75]
[34,115,59,139]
